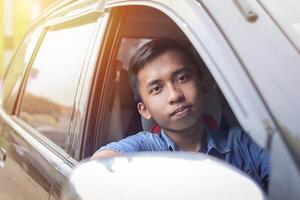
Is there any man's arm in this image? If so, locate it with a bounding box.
[228,127,270,191]
[90,132,154,160]
[91,150,121,160]
[238,128,270,191]
[249,137,270,192]
[91,150,122,160]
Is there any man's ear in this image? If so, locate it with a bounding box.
[137,102,152,120]
[201,79,211,95]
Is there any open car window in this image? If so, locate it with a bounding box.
[100,6,240,148]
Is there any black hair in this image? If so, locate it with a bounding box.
[128,38,205,102]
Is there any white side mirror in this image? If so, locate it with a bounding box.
[61,153,265,200]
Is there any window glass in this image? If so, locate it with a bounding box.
[259,0,300,51]
[2,28,42,113]
[19,21,97,149]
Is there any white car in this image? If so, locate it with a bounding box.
[0,0,299,199]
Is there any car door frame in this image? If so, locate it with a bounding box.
[103,0,276,151]
[50,1,113,199]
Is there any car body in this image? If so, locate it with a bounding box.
[0,0,299,199]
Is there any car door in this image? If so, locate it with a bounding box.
[0,1,102,199]
[0,25,54,200]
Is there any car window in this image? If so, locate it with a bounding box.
[100,6,239,146]
[258,0,300,51]
[18,21,97,150]
[1,28,42,113]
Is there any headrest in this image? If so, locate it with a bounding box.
[115,59,135,108]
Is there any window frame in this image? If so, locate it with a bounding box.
[79,8,125,159]
[67,13,110,161]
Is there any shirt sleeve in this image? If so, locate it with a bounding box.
[237,128,271,192]
[248,133,270,192]
[97,132,154,154]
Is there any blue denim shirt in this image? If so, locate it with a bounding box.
[99,127,270,191]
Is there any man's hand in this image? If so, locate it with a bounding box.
[91,150,121,160]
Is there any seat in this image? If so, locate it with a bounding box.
[107,59,143,142]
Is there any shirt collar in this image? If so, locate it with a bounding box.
[160,130,179,151]
[160,126,231,154]
[206,127,231,154]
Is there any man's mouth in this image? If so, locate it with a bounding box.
[170,105,191,117]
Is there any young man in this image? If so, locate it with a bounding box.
[92,39,270,191]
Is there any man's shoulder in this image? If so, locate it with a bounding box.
[225,127,264,155]
[227,127,253,144]
[207,126,253,150]
[127,131,168,148]
[127,131,164,141]
[220,127,270,190]
[99,131,168,153]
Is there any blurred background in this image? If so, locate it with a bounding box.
[0,0,56,79]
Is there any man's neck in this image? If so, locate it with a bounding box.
[164,122,204,152]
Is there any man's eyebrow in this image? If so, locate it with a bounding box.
[146,79,161,90]
[144,67,192,90]
[171,67,190,77]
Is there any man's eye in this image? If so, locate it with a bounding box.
[176,74,189,83]
[149,86,161,94]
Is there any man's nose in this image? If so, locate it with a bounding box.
[167,83,184,105]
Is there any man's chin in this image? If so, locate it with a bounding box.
[169,117,204,132]
[162,123,198,133]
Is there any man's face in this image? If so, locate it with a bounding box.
[137,50,204,133]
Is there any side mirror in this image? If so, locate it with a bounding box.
[61,153,265,200]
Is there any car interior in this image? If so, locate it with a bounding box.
[100,6,239,146]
